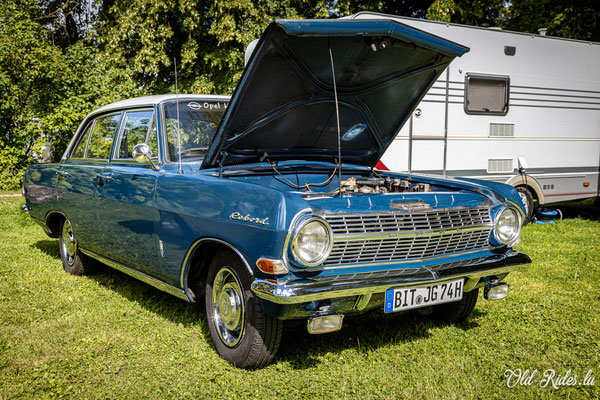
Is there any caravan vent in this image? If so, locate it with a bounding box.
[489,123,515,137]
[488,159,514,173]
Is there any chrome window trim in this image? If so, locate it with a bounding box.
[83,111,123,160]
[113,108,156,161]
[159,97,229,164]
[70,119,96,159]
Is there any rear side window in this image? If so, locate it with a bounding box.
[87,113,122,159]
[115,110,157,159]
[464,74,509,115]
[71,122,93,158]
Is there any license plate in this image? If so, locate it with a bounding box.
[384,279,464,313]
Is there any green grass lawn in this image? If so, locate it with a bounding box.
[1,196,599,399]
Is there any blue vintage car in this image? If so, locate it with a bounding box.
[23,19,530,368]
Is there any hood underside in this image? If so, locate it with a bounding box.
[202,19,468,169]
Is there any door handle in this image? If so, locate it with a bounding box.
[56,170,71,178]
[96,173,113,181]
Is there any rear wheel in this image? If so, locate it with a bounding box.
[205,251,282,369]
[58,219,96,275]
[516,186,534,224]
[430,288,479,324]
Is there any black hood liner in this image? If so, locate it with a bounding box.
[202,19,468,168]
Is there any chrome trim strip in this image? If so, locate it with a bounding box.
[80,249,189,302]
[334,224,492,241]
[322,205,490,217]
[251,252,530,304]
[179,237,253,300]
[316,248,490,271]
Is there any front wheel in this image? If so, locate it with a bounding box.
[430,288,479,324]
[205,251,282,369]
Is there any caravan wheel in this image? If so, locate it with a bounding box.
[516,186,534,224]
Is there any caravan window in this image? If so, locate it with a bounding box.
[464,74,509,115]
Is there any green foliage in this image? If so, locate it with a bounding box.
[0,0,142,190]
[98,0,303,94]
[1,0,597,190]
[507,0,600,42]
[426,0,459,22]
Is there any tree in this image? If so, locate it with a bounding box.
[0,0,141,190]
[97,0,306,95]
[426,0,459,22]
[507,0,600,41]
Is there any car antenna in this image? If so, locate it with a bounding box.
[175,57,183,174]
[328,41,343,196]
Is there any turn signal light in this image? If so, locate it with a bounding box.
[256,258,288,274]
[583,182,590,187]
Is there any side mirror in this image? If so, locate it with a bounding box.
[132,143,159,171]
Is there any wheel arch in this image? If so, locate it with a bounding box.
[44,211,67,238]
[181,238,253,303]
[505,174,544,205]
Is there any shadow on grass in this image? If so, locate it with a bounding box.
[31,239,485,368]
[32,239,61,259]
[89,266,207,328]
[542,198,600,221]
[275,306,484,369]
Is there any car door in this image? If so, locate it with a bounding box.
[56,112,122,254]
[94,108,160,275]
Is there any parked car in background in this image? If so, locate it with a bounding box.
[22,19,531,369]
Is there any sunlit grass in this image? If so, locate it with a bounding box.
[1,196,598,399]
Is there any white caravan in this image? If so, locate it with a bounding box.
[347,12,600,219]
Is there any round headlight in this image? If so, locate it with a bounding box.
[494,207,521,245]
[292,217,333,267]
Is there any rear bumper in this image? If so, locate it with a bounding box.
[251,251,531,305]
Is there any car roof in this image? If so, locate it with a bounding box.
[91,94,231,115]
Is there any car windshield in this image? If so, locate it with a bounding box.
[163,99,228,162]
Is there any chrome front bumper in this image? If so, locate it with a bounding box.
[251,252,531,305]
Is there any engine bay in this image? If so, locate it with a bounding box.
[340,176,431,194]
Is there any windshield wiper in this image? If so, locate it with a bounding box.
[180,147,207,155]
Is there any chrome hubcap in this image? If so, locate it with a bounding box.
[212,267,244,347]
[61,220,77,266]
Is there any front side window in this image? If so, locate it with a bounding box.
[464,74,509,115]
[87,113,122,159]
[116,110,157,160]
[163,100,228,162]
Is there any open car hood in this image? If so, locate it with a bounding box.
[202,19,468,168]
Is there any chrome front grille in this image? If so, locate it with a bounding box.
[321,208,492,267]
